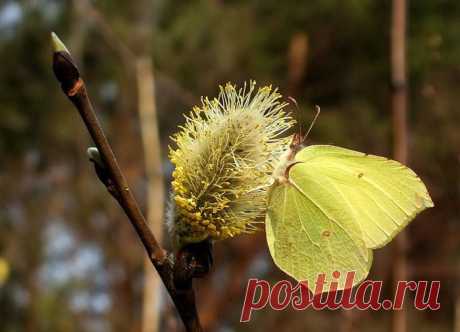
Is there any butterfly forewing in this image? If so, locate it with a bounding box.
[294,145,434,249]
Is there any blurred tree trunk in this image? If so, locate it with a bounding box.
[69,0,90,64]
[132,2,165,332]
[137,56,164,332]
[391,0,409,332]
[455,286,460,332]
[25,252,39,332]
[287,32,309,97]
[340,309,354,332]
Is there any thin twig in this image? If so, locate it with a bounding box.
[51,32,203,332]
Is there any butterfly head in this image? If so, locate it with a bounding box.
[289,132,307,156]
[288,104,321,156]
[271,105,320,184]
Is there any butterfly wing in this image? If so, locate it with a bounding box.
[294,145,434,249]
[266,163,373,291]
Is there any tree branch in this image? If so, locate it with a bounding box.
[51,32,204,332]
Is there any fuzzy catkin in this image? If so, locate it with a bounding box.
[169,82,295,248]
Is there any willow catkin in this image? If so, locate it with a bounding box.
[169,82,295,248]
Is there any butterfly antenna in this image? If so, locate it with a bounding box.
[288,96,303,138]
[302,105,321,143]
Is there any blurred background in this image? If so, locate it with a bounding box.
[0,0,458,331]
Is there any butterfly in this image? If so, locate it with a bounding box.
[265,108,434,292]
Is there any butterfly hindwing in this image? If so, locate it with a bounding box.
[266,164,373,291]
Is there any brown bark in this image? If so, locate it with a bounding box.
[69,0,90,62]
[287,32,309,97]
[137,57,164,332]
[391,0,409,332]
[340,309,354,332]
[129,1,165,331]
[455,285,460,332]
